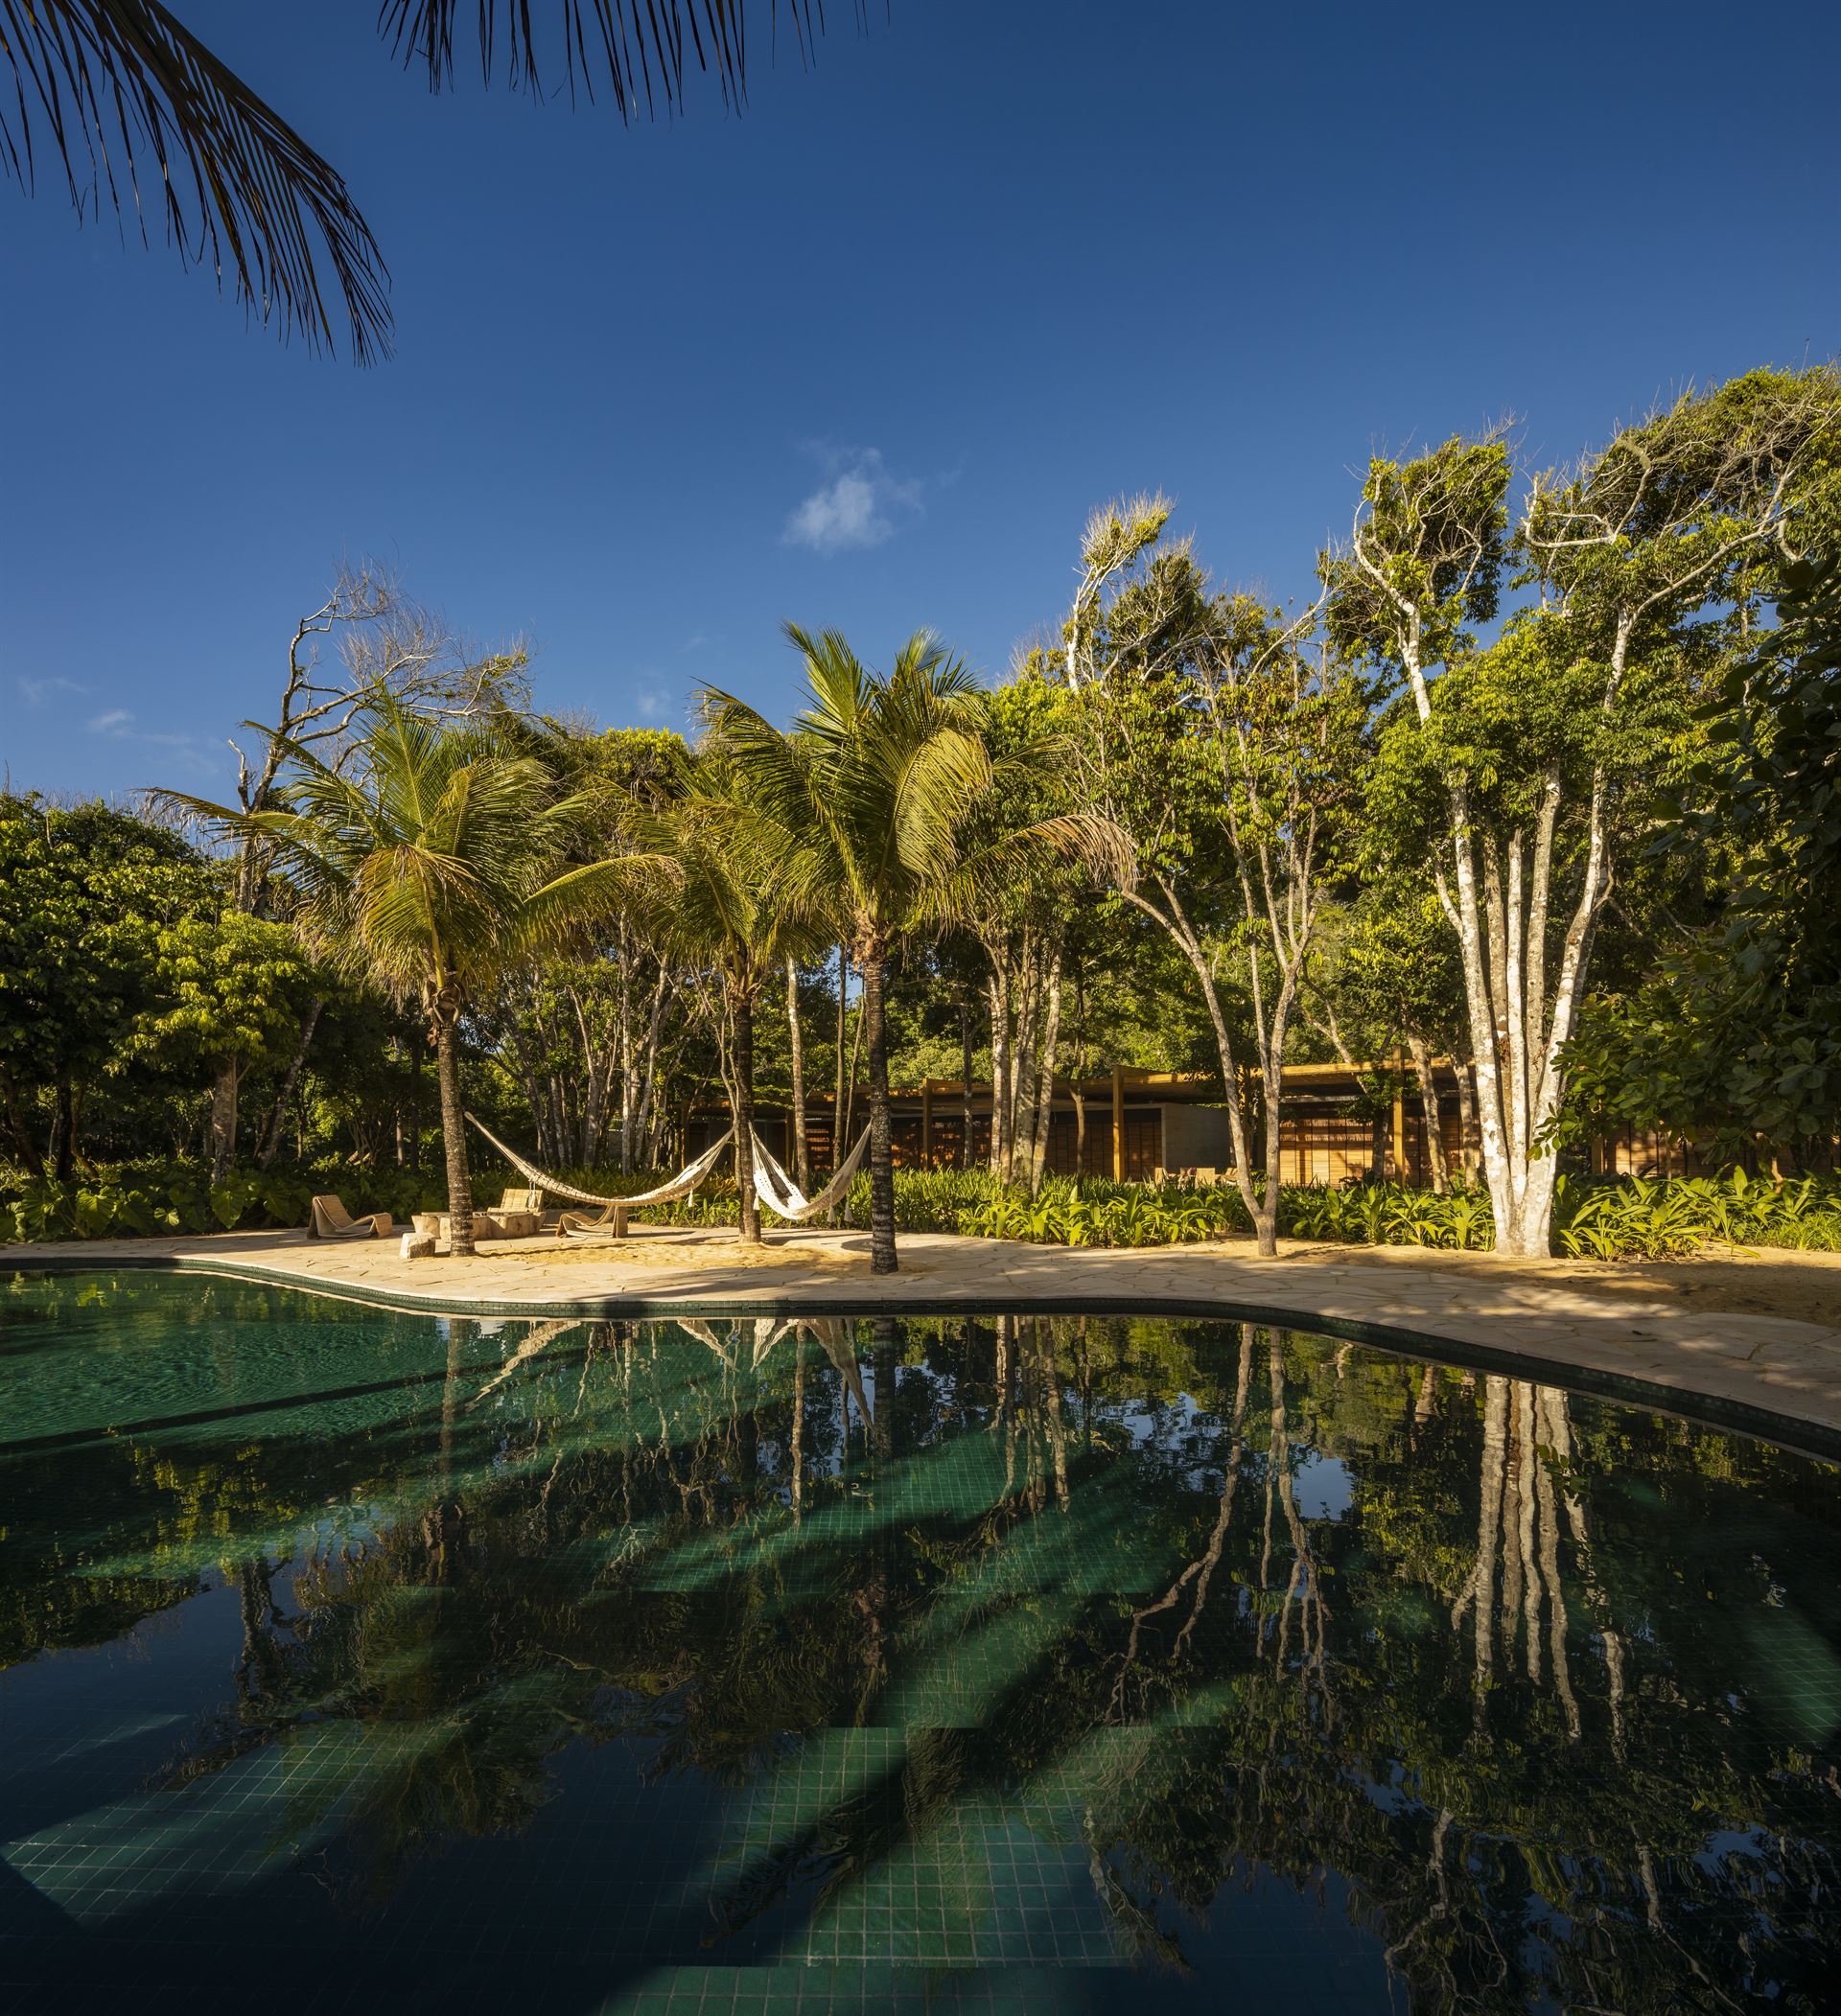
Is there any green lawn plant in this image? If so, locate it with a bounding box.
[7,1151,1835,1260]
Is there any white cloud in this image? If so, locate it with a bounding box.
[783,447,923,555]
[15,675,86,707]
[83,707,217,774]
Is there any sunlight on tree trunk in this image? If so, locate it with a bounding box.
[786,954,809,1191]
[434,1015,475,1258]
[861,952,897,1275]
[731,985,761,1246]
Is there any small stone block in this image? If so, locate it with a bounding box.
[400,1232,437,1260]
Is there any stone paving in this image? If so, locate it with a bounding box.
[10,1223,1841,1447]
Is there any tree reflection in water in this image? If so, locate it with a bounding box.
[3,1278,1838,2009]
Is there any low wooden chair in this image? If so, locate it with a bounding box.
[309,1194,393,1240]
[481,1187,542,1238]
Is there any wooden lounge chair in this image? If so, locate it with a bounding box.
[494,1188,546,1238]
[309,1194,393,1240]
[557,1198,629,1240]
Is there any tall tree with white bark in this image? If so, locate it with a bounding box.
[1326,367,1841,1255]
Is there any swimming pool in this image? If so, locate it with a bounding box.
[3,1271,1837,2012]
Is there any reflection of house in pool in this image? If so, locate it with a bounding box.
[687,1059,1737,1185]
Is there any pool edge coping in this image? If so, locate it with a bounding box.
[10,1250,1841,1468]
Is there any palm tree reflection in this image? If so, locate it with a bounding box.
[103,1309,1841,2005]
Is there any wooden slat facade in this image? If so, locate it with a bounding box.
[686,1061,1781,1187]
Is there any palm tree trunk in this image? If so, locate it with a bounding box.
[408,1035,422,1171]
[861,950,897,1275]
[733,985,762,1245]
[434,1014,476,1257]
[959,1002,974,1171]
[833,942,849,1173]
[787,954,810,1190]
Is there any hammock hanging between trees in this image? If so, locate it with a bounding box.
[747,1125,871,1222]
[461,1113,872,1235]
[464,1114,734,1236]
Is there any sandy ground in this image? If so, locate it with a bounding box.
[1309,1240,1841,1331]
[478,1228,861,1270]
[470,1221,1841,1326]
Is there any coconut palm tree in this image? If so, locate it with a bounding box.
[699,628,1124,1275]
[4,2,856,362]
[171,697,649,1255]
[626,751,827,1244]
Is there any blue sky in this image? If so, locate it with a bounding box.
[4,0,1837,799]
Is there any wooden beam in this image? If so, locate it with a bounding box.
[1390,1052,1407,1182]
[1111,1063,1125,1181]
[920,1077,933,1168]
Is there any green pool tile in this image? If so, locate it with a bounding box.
[2,1279,1838,2012]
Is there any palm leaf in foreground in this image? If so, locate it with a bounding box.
[1,0,391,360]
[383,0,843,118]
[5,2,869,359]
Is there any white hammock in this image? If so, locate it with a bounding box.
[463,1111,869,1235]
[748,1125,872,1222]
[464,1113,734,1231]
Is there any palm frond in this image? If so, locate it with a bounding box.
[884,722,991,882]
[382,0,849,118]
[781,623,875,754]
[915,810,1134,932]
[515,851,678,955]
[696,683,851,883]
[2,0,392,360]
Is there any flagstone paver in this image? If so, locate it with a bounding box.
[9,1224,1841,1445]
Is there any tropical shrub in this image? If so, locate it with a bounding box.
[5,1154,1835,1260]
[1551,1168,1841,1260]
[0,1159,515,1243]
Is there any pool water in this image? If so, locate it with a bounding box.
[3,1272,1838,2014]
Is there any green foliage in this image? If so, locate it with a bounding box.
[961,1174,1250,1246]
[173,699,640,1013]
[1551,1168,1841,1260]
[0,1159,515,1243]
[1561,547,1841,1161]
[1322,434,1511,672]
[1278,1180,1498,1251]
[0,793,207,1124]
[130,909,318,1079]
[13,1150,1833,1260]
